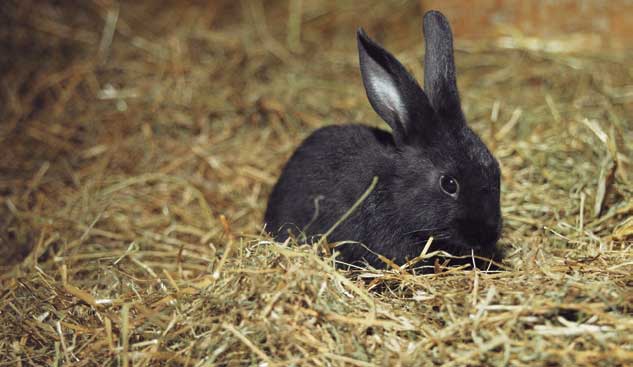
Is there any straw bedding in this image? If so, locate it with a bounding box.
[1,1,632,365]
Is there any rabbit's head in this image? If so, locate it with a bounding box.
[357,11,502,259]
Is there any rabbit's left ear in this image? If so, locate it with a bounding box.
[423,11,464,123]
[357,28,434,146]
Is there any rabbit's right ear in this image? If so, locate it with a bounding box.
[357,29,433,146]
[423,11,463,122]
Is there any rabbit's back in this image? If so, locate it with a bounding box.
[264,124,395,241]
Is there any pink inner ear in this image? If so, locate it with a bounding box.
[368,74,405,120]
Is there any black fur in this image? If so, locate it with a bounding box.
[264,11,503,269]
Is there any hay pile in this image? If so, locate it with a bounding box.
[1,1,632,365]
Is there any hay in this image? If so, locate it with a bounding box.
[1,0,632,365]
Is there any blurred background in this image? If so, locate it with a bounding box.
[425,0,633,51]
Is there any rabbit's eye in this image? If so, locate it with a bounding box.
[440,175,459,198]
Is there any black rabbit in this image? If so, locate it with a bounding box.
[264,11,502,269]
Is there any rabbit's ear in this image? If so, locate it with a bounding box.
[357,28,433,145]
[423,11,463,122]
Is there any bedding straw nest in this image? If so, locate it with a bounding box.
[1,1,633,366]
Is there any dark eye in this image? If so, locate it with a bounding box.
[440,175,459,198]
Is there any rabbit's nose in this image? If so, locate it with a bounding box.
[457,217,501,247]
[485,215,502,235]
[487,222,502,244]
